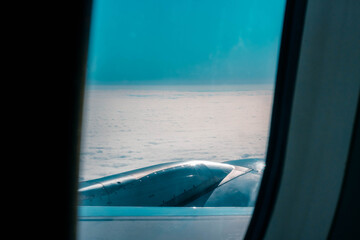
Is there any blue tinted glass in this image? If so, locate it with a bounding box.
[78,0,286,239]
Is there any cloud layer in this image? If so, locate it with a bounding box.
[79,87,273,180]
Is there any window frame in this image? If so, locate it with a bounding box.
[64,0,309,239]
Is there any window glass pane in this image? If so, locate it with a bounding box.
[78,0,286,239]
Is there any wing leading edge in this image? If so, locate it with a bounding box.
[78,159,264,207]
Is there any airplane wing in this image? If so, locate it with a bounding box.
[78,159,265,207]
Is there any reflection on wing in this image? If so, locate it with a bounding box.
[78,159,264,207]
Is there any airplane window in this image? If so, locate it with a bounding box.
[77,0,286,239]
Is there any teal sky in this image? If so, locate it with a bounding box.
[86,0,286,85]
